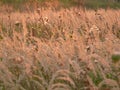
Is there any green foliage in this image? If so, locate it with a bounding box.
[112,54,120,63]
[0,0,120,9]
[88,71,103,86]
[1,0,27,4]
[85,0,120,9]
[59,0,76,7]
[106,73,118,81]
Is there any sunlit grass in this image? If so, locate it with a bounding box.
[0,7,120,90]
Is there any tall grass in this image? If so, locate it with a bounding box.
[0,7,120,90]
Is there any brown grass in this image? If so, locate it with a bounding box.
[0,7,120,90]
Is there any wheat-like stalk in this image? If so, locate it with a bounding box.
[0,6,120,90]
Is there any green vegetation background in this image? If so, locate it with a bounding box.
[0,0,120,9]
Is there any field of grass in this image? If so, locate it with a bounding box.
[0,2,120,90]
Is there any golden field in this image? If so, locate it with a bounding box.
[0,7,120,90]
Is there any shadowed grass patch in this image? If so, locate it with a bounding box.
[112,54,120,63]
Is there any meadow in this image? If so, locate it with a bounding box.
[0,1,120,90]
